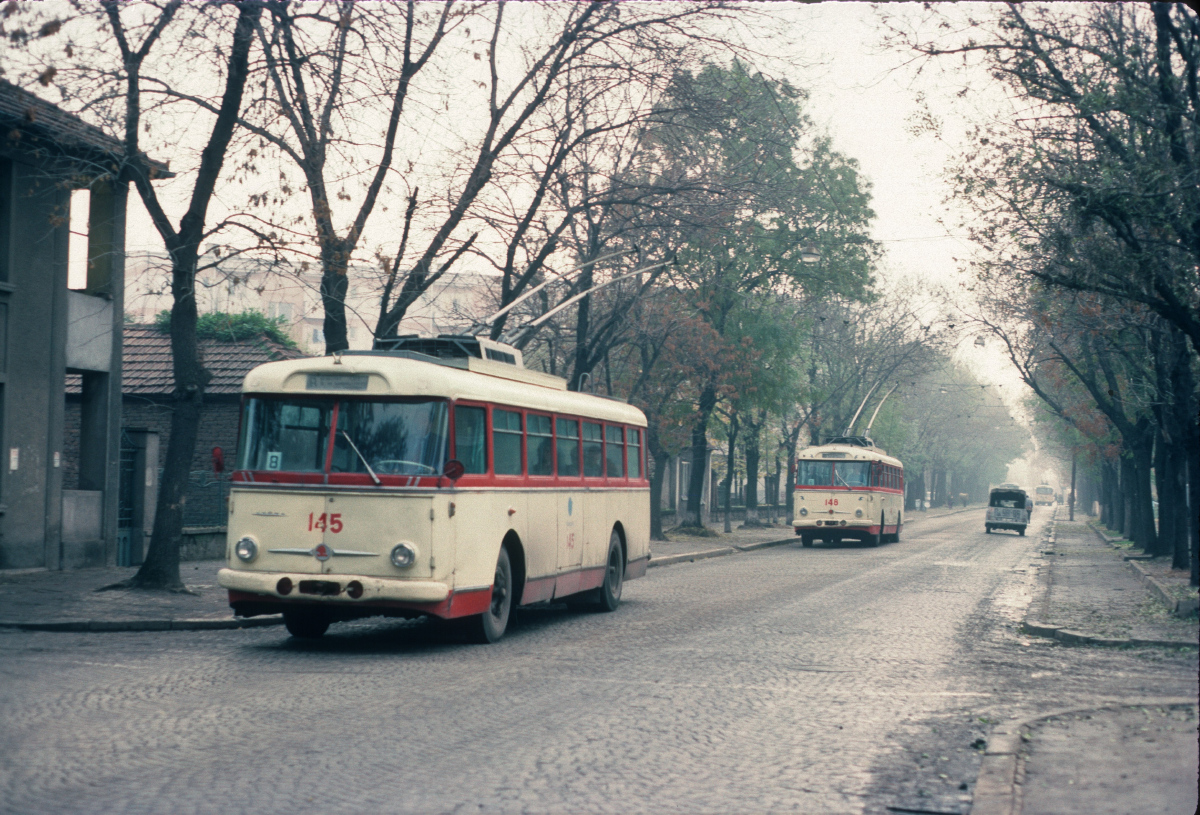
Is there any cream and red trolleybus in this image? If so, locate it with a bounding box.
[217,335,650,642]
[792,436,904,547]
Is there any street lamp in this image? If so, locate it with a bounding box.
[800,246,821,263]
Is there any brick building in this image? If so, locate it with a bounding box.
[65,325,306,535]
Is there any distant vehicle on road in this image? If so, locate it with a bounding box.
[217,335,649,642]
[1034,484,1055,506]
[986,484,1029,536]
[792,436,904,547]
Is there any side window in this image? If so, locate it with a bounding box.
[626,428,641,479]
[605,425,624,478]
[583,422,603,477]
[493,409,522,475]
[556,417,580,477]
[454,405,487,474]
[527,414,553,476]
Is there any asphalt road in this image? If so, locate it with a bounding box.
[0,509,1194,814]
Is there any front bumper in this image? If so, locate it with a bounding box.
[218,568,451,604]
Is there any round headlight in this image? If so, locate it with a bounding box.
[799,507,808,517]
[390,542,417,568]
[235,536,258,562]
[855,509,863,518]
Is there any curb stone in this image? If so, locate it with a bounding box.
[647,547,736,568]
[0,616,284,632]
[969,698,1198,815]
[1126,557,1200,618]
[734,538,796,552]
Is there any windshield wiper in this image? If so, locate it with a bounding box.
[339,430,381,486]
[835,469,851,489]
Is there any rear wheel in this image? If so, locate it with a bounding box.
[283,608,331,639]
[985,525,992,534]
[867,518,882,547]
[466,547,513,643]
[596,532,624,612]
[571,531,624,612]
[893,516,902,543]
[1018,527,1026,537]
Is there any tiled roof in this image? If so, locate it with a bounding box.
[68,325,309,396]
[0,79,169,175]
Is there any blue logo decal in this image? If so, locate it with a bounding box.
[567,497,573,516]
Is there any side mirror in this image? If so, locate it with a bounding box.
[443,459,465,481]
[212,446,225,474]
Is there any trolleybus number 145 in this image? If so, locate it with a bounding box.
[307,512,344,533]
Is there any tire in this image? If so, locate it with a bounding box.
[801,534,814,548]
[867,517,882,547]
[596,531,624,612]
[893,516,902,543]
[466,547,513,643]
[1018,527,1026,537]
[985,525,992,534]
[572,531,625,612]
[283,608,331,639]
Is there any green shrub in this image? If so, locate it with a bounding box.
[152,309,298,349]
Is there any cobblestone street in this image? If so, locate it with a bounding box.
[1,509,1195,814]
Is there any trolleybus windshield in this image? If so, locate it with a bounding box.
[797,460,871,487]
[238,396,449,475]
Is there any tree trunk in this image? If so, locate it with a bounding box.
[1154,430,1173,557]
[1131,439,1159,554]
[646,422,668,542]
[742,417,760,525]
[321,243,351,354]
[684,384,717,527]
[722,412,739,533]
[131,270,208,589]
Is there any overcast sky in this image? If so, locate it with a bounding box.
[103,2,1036,399]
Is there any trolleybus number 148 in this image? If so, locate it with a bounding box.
[824,498,839,506]
[307,512,344,533]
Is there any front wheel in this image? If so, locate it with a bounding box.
[985,525,992,534]
[800,533,814,548]
[465,547,513,643]
[283,608,331,639]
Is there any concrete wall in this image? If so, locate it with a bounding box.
[0,157,126,571]
[0,159,70,569]
[66,291,114,372]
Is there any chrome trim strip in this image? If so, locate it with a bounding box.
[253,511,286,517]
[267,547,380,557]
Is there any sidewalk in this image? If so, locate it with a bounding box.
[0,505,984,632]
[975,508,1199,815]
[0,560,278,631]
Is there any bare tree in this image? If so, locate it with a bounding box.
[13,0,265,588]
